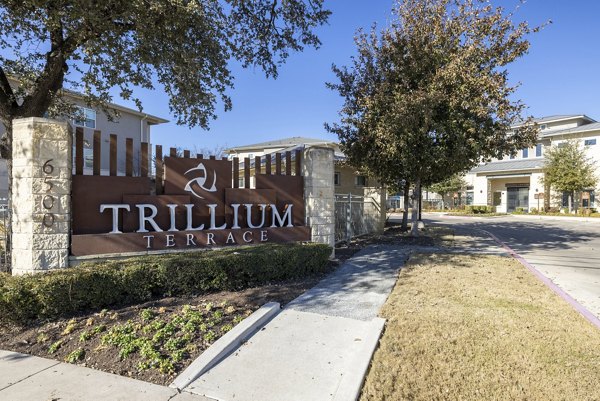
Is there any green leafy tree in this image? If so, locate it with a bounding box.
[327,0,542,235]
[0,0,330,158]
[542,140,597,213]
[429,174,467,210]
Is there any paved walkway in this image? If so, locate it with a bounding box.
[286,245,409,320]
[0,350,210,401]
[182,245,408,401]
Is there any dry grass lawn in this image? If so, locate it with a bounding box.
[361,253,600,401]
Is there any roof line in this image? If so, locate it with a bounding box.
[63,89,169,125]
[7,75,169,125]
[512,114,595,128]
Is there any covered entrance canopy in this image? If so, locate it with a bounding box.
[487,174,532,213]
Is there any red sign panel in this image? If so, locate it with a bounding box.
[71,154,308,256]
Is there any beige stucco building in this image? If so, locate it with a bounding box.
[224,137,387,239]
[0,90,168,198]
[465,115,599,212]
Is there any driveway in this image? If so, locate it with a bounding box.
[396,213,600,320]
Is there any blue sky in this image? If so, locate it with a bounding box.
[130,0,600,152]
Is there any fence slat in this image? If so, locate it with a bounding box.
[275,153,282,175]
[156,145,163,194]
[75,127,84,175]
[183,149,190,158]
[125,138,133,177]
[233,157,239,188]
[210,155,216,160]
[255,156,261,175]
[266,154,272,175]
[197,154,203,159]
[141,142,148,177]
[285,151,292,175]
[170,147,177,158]
[295,150,302,176]
[244,157,251,189]
[93,130,101,175]
[109,134,117,176]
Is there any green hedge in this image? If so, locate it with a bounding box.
[0,243,332,324]
[464,205,495,214]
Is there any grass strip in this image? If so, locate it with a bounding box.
[361,253,600,401]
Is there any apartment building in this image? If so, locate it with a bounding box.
[465,115,599,212]
[0,92,168,198]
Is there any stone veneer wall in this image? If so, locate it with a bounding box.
[11,118,71,275]
[302,146,335,256]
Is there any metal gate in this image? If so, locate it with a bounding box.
[334,193,381,242]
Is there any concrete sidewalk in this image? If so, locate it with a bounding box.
[180,245,409,401]
[0,350,210,401]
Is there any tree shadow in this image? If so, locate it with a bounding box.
[423,216,598,250]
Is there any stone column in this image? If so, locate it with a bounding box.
[11,118,72,275]
[302,146,335,256]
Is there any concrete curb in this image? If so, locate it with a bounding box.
[332,317,386,401]
[171,302,281,391]
[480,229,600,331]
[511,214,600,223]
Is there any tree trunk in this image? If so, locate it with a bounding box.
[568,192,573,213]
[401,181,410,231]
[411,178,421,237]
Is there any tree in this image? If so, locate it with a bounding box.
[429,174,467,209]
[0,0,330,158]
[542,140,597,213]
[327,0,541,235]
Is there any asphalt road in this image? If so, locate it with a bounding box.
[400,213,600,320]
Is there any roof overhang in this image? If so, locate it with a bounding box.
[512,114,595,129]
[485,173,532,179]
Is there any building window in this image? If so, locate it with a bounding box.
[509,154,515,160]
[540,124,546,130]
[73,106,96,129]
[558,142,567,148]
[355,175,367,186]
[493,192,502,206]
[582,190,595,208]
[536,143,542,157]
[334,172,340,186]
[584,139,597,146]
[466,191,474,205]
[72,140,93,170]
[522,148,528,158]
[248,153,254,159]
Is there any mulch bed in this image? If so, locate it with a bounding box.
[0,276,327,385]
[334,222,452,263]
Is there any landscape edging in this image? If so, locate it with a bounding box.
[170,301,281,391]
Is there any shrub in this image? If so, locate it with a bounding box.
[465,206,474,214]
[530,208,538,214]
[0,243,331,324]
